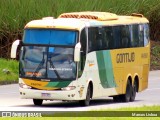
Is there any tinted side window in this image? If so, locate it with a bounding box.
[112,26,121,49]
[144,24,149,46]
[131,24,144,47]
[120,25,131,48]
[139,24,144,47]
[131,24,139,47]
[104,26,114,49]
[111,25,131,49]
[97,27,108,50]
[80,29,87,54]
[88,27,98,52]
[88,27,107,52]
[78,29,87,77]
[88,24,146,51]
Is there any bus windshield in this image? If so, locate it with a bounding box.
[23,29,77,46]
[20,29,77,80]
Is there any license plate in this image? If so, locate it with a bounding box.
[41,93,51,98]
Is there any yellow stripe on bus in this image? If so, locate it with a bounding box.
[22,78,59,90]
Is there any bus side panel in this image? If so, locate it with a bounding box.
[138,44,150,92]
[112,67,123,94]
[110,46,150,94]
[140,64,149,91]
[78,52,103,99]
[96,50,119,96]
[96,50,117,88]
[80,51,118,98]
[110,49,126,95]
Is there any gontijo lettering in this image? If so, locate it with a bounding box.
[116,52,135,63]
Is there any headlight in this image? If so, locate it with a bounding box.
[19,83,31,89]
[61,86,76,91]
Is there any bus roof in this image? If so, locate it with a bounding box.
[25,12,149,30]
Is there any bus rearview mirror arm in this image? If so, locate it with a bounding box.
[11,39,21,58]
[74,42,81,62]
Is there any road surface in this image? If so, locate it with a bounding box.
[0,70,160,111]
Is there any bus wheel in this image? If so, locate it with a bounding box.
[33,99,43,106]
[130,81,137,102]
[113,96,121,102]
[121,80,132,102]
[79,85,91,106]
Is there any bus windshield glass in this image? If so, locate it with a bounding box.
[23,29,77,46]
[20,29,77,80]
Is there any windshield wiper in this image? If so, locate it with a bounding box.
[32,52,45,78]
[48,57,61,80]
[31,51,61,79]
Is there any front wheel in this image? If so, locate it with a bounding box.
[33,99,43,106]
[79,85,91,106]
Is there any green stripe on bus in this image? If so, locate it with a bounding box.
[46,81,71,88]
[96,51,116,88]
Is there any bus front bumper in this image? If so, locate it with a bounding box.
[19,87,80,100]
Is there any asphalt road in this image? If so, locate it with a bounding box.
[0,70,160,111]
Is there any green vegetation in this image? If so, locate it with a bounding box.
[0,0,160,80]
[150,41,160,70]
[0,0,157,29]
[1,118,159,120]
[0,58,18,83]
[0,0,160,58]
[152,46,160,57]
[106,105,160,111]
[47,105,160,117]
[1,106,160,119]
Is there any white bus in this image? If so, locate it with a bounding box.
[11,12,150,106]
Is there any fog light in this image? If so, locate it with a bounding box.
[71,94,75,97]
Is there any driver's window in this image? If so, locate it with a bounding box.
[78,28,87,78]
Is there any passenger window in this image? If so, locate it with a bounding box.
[144,24,149,46]
[121,26,130,48]
[88,27,98,52]
[78,29,87,77]
[105,27,114,49]
[131,25,139,47]
[139,24,144,47]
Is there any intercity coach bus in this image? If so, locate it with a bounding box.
[11,12,150,106]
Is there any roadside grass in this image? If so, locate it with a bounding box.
[1,106,160,120]
[150,41,160,70]
[0,58,18,83]
[0,0,156,34]
[0,0,160,58]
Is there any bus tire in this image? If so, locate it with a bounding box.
[130,81,137,102]
[113,95,121,102]
[79,85,91,106]
[33,99,43,106]
[121,80,132,102]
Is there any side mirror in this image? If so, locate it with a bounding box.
[74,42,81,62]
[11,39,21,58]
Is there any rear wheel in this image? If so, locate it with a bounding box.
[130,81,137,102]
[121,80,132,102]
[113,95,121,102]
[33,99,43,106]
[79,85,91,106]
